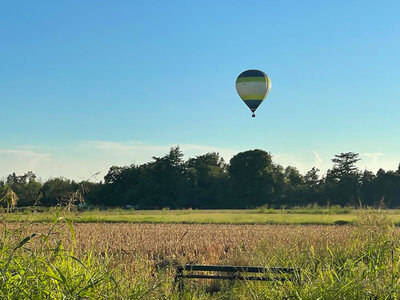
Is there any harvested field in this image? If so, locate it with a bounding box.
[5,223,357,264]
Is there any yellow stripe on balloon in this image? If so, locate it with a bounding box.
[240,94,267,100]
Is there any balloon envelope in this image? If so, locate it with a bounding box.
[235,69,271,115]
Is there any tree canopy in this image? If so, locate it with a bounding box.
[1,148,400,209]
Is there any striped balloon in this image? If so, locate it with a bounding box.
[235,69,271,117]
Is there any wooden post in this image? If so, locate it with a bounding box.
[176,266,184,292]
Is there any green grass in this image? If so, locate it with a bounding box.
[7,207,400,225]
[0,213,118,299]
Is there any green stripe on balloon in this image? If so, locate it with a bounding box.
[236,77,267,83]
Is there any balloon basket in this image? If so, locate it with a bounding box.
[252,113,255,117]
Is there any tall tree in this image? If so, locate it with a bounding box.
[284,166,304,187]
[304,167,320,191]
[372,169,400,208]
[228,150,277,208]
[330,152,360,178]
[326,152,361,206]
[147,146,189,208]
[186,152,228,208]
[41,177,78,206]
[6,172,42,206]
[360,170,375,206]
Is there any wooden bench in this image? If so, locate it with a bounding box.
[174,264,301,292]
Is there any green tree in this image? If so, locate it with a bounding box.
[104,166,128,184]
[360,170,375,206]
[101,164,144,206]
[228,149,278,208]
[186,152,228,208]
[304,167,320,192]
[144,146,189,208]
[6,172,42,206]
[330,152,360,178]
[41,177,78,206]
[372,169,400,208]
[325,152,361,206]
[284,166,304,188]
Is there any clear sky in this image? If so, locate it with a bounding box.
[1,1,400,181]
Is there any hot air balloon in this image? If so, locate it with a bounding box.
[235,69,271,117]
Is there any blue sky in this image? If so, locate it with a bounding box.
[1,1,400,180]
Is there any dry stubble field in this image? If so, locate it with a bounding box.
[6,223,357,266]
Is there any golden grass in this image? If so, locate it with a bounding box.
[4,223,359,265]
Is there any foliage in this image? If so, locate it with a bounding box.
[5,172,42,206]
[3,148,400,209]
[40,177,79,206]
[228,150,278,208]
[0,209,119,299]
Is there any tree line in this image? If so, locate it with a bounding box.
[1,147,400,209]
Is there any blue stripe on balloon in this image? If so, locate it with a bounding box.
[244,99,263,110]
[238,70,265,78]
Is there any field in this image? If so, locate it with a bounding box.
[2,209,400,299]
[8,207,400,225]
